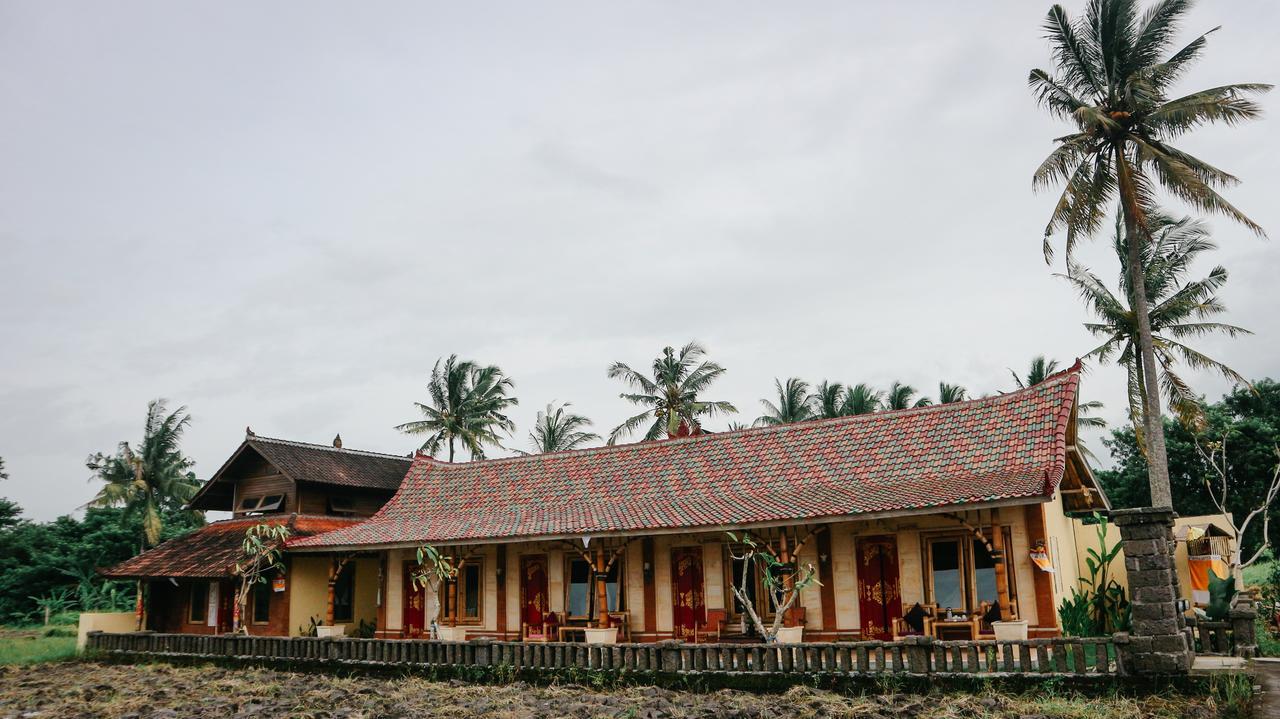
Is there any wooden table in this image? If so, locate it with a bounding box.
[557,626,587,642]
[933,619,979,641]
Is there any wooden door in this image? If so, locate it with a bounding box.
[520,554,549,628]
[402,562,426,638]
[856,535,902,640]
[670,547,705,638]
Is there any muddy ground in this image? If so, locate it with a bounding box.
[0,661,1226,718]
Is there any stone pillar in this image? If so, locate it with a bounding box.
[1230,601,1258,659]
[1111,507,1193,675]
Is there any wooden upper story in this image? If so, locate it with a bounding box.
[188,431,412,519]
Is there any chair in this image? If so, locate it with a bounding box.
[892,603,937,639]
[693,608,728,643]
[606,612,632,643]
[521,611,559,642]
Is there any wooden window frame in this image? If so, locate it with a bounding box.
[251,582,272,625]
[920,527,1016,614]
[563,555,626,622]
[440,559,485,626]
[188,582,209,624]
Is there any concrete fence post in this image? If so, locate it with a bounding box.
[470,637,493,666]
[657,640,682,672]
[904,635,933,675]
[1111,507,1193,675]
[1230,603,1258,659]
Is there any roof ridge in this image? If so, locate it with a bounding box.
[251,434,413,462]
[414,368,1084,471]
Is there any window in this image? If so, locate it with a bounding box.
[328,496,357,515]
[929,539,965,610]
[923,529,1018,614]
[603,560,623,613]
[188,583,209,624]
[441,561,483,624]
[567,559,592,620]
[333,564,355,623]
[237,494,284,514]
[252,583,271,624]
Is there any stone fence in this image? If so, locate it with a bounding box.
[86,631,1117,677]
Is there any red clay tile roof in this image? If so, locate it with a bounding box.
[101,515,362,579]
[294,366,1083,550]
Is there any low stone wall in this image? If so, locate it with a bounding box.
[86,631,1115,677]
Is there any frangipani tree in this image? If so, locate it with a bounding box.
[724,531,821,642]
[409,545,456,638]
[232,523,290,635]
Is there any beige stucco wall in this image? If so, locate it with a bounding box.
[288,556,330,636]
[77,611,136,652]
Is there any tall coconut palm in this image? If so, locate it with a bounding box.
[607,342,738,444]
[1030,0,1269,507]
[396,355,518,461]
[756,378,816,427]
[812,381,846,420]
[882,382,931,411]
[1010,355,1108,431]
[1060,212,1250,441]
[841,383,883,415]
[86,400,200,550]
[520,402,601,454]
[937,382,969,404]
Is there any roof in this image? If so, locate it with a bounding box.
[188,435,412,511]
[294,364,1089,550]
[101,515,362,579]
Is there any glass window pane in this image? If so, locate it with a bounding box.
[973,541,997,605]
[931,540,963,610]
[464,565,480,618]
[568,560,591,617]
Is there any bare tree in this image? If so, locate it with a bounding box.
[725,530,821,642]
[232,523,290,634]
[1196,435,1280,571]
[409,545,456,639]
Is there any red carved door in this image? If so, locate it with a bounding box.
[670,547,705,639]
[856,535,901,640]
[520,555,548,628]
[402,562,425,638]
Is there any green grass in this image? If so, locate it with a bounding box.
[0,627,77,665]
[1242,557,1273,589]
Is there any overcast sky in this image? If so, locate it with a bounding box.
[1,1,1277,522]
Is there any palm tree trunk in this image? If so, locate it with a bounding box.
[448,437,455,463]
[1115,143,1173,509]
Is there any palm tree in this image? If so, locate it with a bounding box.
[1060,212,1250,441]
[841,383,883,415]
[520,402,601,454]
[1010,355,1108,431]
[756,378,816,426]
[86,400,200,550]
[937,382,969,404]
[0,456,6,481]
[606,342,738,444]
[1030,0,1269,507]
[396,355,518,461]
[812,381,846,419]
[882,382,931,411]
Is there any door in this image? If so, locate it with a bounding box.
[520,554,549,628]
[402,562,426,638]
[856,535,902,640]
[670,547,705,638]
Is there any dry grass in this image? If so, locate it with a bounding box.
[0,661,1227,719]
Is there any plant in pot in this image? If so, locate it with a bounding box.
[409,545,464,641]
[725,530,820,643]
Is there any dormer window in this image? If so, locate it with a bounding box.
[328,496,357,515]
[237,494,284,514]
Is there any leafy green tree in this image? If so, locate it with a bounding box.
[937,382,969,404]
[607,342,738,444]
[0,457,18,531]
[813,382,882,418]
[396,355,518,461]
[232,523,290,634]
[1031,0,1270,508]
[520,402,600,454]
[756,378,816,426]
[1097,379,1280,557]
[86,400,201,549]
[882,382,930,411]
[1061,213,1249,440]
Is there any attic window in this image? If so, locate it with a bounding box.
[328,497,357,515]
[238,494,285,514]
